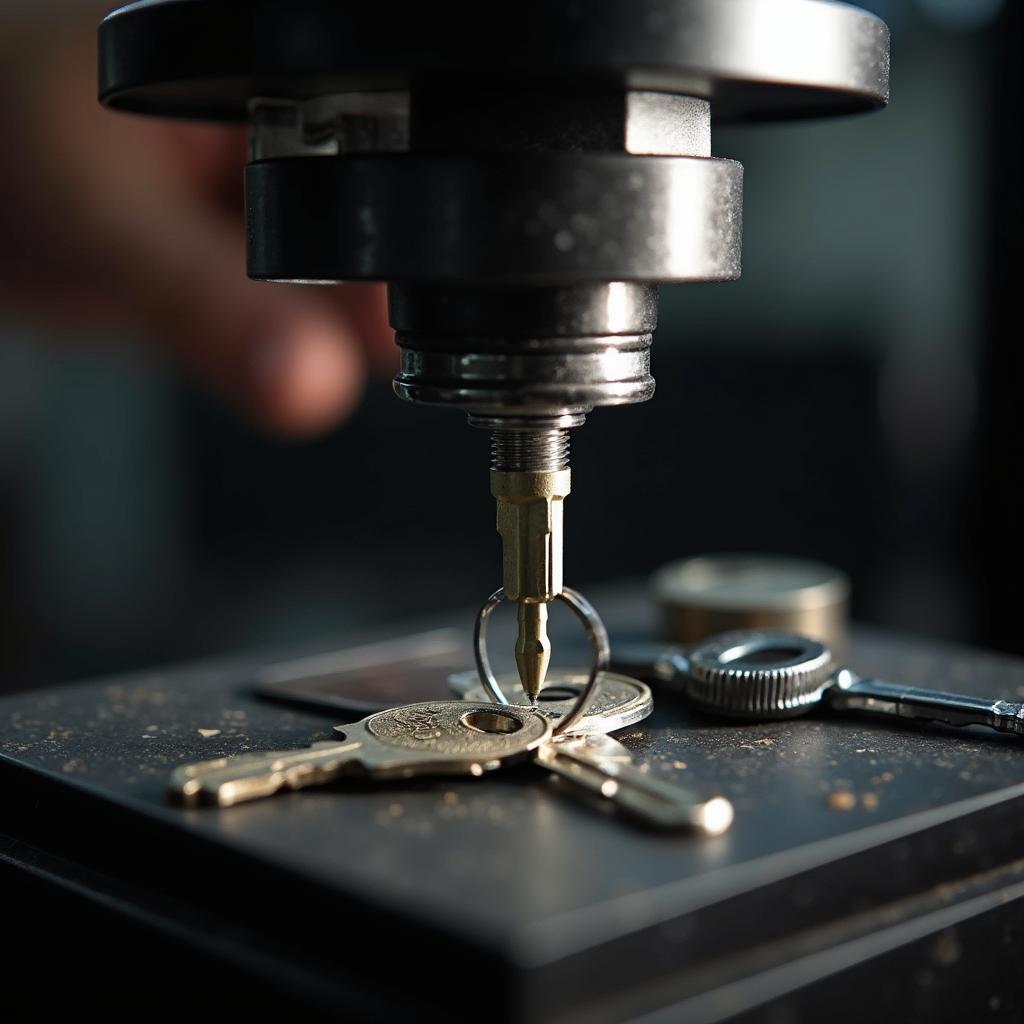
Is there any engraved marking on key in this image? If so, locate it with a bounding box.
[169,700,552,807]
[449,669,653,736]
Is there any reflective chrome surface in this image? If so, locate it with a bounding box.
[674,629,1024,739]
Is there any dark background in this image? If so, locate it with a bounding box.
[0,0,1020,693]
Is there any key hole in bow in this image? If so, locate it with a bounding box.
[461,709,523,735]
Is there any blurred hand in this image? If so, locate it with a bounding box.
[0,6,394,437]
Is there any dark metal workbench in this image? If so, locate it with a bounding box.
[3,586,1024,1021]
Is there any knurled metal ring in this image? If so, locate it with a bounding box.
[684,630,835,719]
[474,586,610,736]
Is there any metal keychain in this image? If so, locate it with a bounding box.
[170,696,731,833]
[647,629,1024,737]
[474,585,610,735]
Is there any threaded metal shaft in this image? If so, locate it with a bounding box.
[489,429,571,473]
[468,413,583,473]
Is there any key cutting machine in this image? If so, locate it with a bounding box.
[98,0,890,700]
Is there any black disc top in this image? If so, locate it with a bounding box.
[100,0,889,122]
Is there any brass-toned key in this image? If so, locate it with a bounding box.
[170,701,551,807]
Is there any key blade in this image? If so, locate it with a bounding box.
[831,670,1024,737]
[169,739,364,807]
[537,744,734,834]
[557,733,633,765]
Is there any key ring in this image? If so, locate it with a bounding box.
[474,586,610,736]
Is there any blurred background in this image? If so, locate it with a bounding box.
[0,0,1020,694]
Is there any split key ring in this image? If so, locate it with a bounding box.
[474,587,610,736]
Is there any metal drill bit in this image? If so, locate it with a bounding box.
[483,417,574,704]
[515,602,552,705]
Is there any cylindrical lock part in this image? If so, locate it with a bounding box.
[653,554,850,657]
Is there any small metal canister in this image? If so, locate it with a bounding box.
[653,554,850,657]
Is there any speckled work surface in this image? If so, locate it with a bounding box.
[4,589,1024,1015]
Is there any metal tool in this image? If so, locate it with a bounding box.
[170,696,731,832]
[98,0,891,703]
[657,630,1024,738]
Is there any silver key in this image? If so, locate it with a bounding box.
[539,737,735,834]
[680,630,1024,737]
[170,700,551,807]
[449,669,733,833]
[558,733,634,765]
